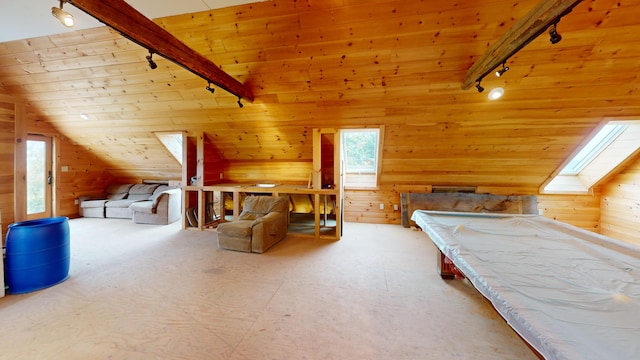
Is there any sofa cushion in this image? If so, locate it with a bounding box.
[105,199,141,208]
[105,206,133,219]
[217,220,253,237]
[238,196,286,220]
[106,184,134,199]
[80,199,107,208]
[106,193,127,200]
[127,184,160,200]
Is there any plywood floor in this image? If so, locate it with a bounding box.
[0,218,537,359]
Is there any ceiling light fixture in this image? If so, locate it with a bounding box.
[495,62,510,77]
[51,0,74,28]
[475,80,485,93]
[205,83,215,94]
[237,97,244,108]
[488,87,505,100]
[79,113,89,120]
[549,22,562,44]
[146,51,158,69]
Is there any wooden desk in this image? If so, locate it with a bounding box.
[183,184,341,239]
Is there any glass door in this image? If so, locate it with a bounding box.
[26,135,53,219]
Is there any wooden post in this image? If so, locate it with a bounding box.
[312,129,322,190]
[14,101,27,222]
[196,132,204,187]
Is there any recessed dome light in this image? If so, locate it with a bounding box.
[488,87,504,100]
[80,113,89,120]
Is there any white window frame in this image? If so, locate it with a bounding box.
[341,127,384,189]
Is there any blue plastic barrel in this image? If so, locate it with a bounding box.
[5,216,70,294]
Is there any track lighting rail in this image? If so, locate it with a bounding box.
[461,0,582,90]
[66,0,254,102]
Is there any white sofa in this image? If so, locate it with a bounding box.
[79,183,181,224]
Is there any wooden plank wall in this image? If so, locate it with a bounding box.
[223,160,313,185]
[600,155,640,245]
[55,134,118,216]
[203,133,225,185]
[186,135,198,185]
[537,192,601,233]
[344,186,402,224]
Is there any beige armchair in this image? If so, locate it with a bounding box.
[216,195,288,253]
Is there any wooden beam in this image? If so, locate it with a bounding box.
[462,0,583,90]
[67,0,254,101]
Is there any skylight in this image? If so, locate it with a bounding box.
[542,121,640,194]
[559,124,627,175]
[154,132,184,165]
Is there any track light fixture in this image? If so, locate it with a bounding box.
[237,97,244,108]
[475,80,485,93]
[549,22,562,44]
[51,0,74,28]
[462,1,581,91]
[205,83,215,94]
[495,62,510,77]
[146,51,157,69]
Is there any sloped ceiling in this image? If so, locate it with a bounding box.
[0,0,266,43]
[1,0,639,188]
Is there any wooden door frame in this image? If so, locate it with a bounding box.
[25,134,54,220]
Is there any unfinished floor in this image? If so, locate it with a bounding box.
[0,218,537,359]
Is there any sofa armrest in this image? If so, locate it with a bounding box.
[250,212,287,253]
[78,195,108,218]
[131,188,182,225]
[150,188,181,209]
[250,212,279,229]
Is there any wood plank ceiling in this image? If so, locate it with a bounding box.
[0,0,638,189]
